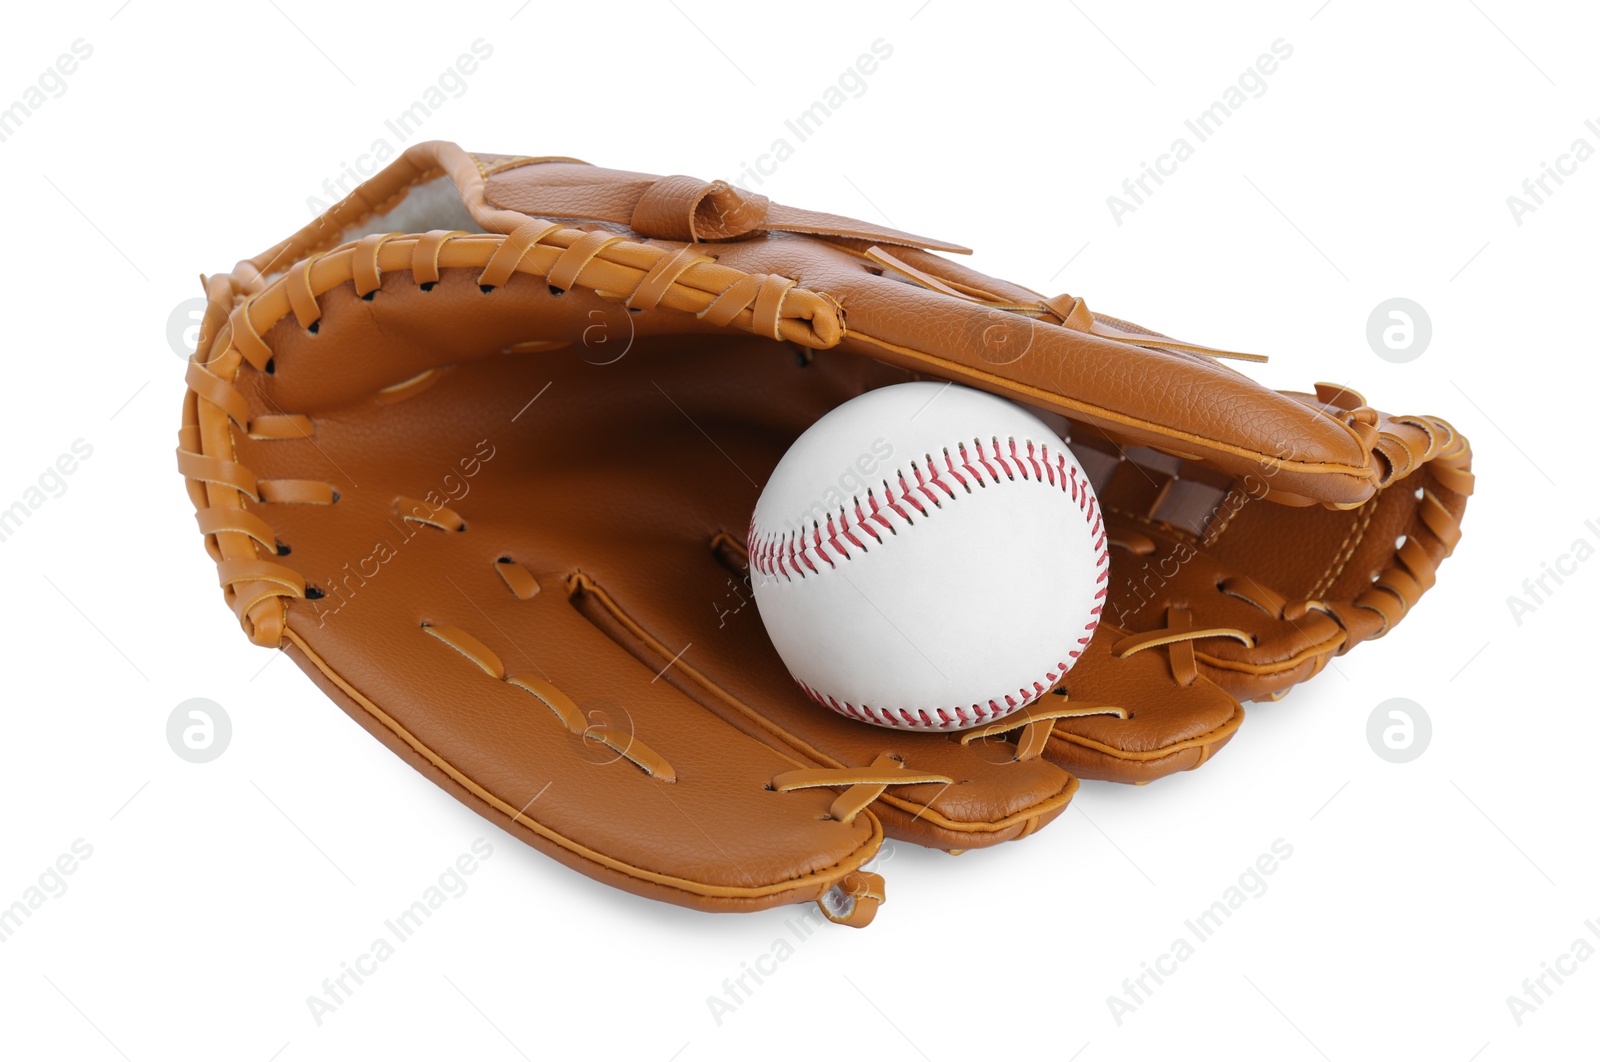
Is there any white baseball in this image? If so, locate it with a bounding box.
[749,381,1107,731]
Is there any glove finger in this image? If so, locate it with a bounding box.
[1040,620,1245,783]
[1084,391,1472,703]
[187,309,898,926]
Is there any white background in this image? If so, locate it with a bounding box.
[0,1,1593,1059]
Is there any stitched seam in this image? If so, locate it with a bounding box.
[1308,496,1378,599]
[752,436,1108,730]
[1201,486,1252,546]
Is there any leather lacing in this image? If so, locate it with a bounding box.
[758,696,1127,880]
[957,697,1130,761]
[1299,391,1475,639]
[178,207,901,920]
[398,605,907,919]
[1112,606,1254,687]
[755,699,1108,850]
[771,754,954,826]
[179,214,849,646]
[1100,397,1473,698]
[864,246,1270,364]
[421,622,679,783]
[396,496,465,532]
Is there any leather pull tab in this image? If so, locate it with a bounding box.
[631,175,770,242]
[818,871,885,928]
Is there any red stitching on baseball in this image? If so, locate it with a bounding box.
[798,529,820,573]
[824,513,849,561]
[941,448,971,492]
[922,460,956,503]
[852,498,883,544]
[1014,438,1045,481]
[753,433,1109,729]
[883,480,915,524]
[751,437,1107,590]
[989,437,1015,480]
[793,654,1078,732]
[839,510,867,551]
[973,439,1001,483]
[896,470,928,516]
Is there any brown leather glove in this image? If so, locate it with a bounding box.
[178,142,1471,925]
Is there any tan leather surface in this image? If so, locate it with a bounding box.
[484,160,969,252]
[1086,392,1473,708]
[480,156,1382,505]
[178,140,1471,921]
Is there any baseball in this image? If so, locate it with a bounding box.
[749,381,1108,731]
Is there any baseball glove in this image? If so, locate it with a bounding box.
[178,142,1471,925]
